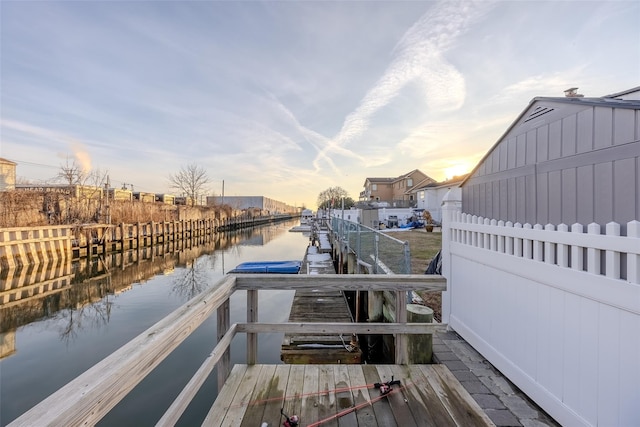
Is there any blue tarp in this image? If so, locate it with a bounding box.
[399,221,423,229]
[228,260,302,274]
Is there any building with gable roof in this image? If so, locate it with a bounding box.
[359,169,435,207]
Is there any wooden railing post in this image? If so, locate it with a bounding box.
[247,289,258,364]
[217,298,231,392]
[394,290,407,364]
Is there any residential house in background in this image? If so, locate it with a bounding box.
[413,174,467,224]
[359,169,435,207]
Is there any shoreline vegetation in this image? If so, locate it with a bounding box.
[384,229,442,321]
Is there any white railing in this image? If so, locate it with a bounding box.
[450,212,640,286]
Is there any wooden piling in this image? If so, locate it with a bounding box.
[407,304,433,363]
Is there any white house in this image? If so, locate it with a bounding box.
[413,175,467,224]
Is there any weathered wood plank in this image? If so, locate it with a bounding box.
[347,364,377,427]
[205,364,495,427]
[246,289,258,365]
[284,334,354,343]
[238,364,277,427]
[402,365,450,427]
[242,322,446,335]
[317,365,338,427]
[217,298,231,390]
[281,349,360,365]
[395,290,408,364]
[261,364,291,427]
[301,364,320,426]
[378,365,417,427]
[428,365,495,426]
[283,365,306,424]
[334,364,357,427]
[362,364,398,427]
[201,364,248,426]
[234,274,446,291]
[219,364,264,426]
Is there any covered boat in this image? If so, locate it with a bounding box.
[228,260,302,274]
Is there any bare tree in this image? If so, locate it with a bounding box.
[168,163,210,207]
[56,156,88,185]
[316,186,354,209]
[55,156,111,223]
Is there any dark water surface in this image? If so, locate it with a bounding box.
[0,219,308,426]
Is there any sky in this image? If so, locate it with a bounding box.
[1,1,639,209]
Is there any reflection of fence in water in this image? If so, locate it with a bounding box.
[0,238,222,333]
[0,259,74,310]
[331,218,411,274]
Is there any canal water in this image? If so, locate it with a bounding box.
[0,219,308,426]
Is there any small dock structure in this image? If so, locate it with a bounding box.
[8,269,492,427]
[281,245,362,364]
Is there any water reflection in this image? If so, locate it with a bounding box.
[1,219,307,426]
[0,221,299,357]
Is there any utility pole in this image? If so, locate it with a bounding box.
[104,175,111,224]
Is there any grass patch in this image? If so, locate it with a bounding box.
[383,229,443,321]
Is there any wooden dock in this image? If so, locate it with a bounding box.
[204,363,494,426]
[8,274,450,427]
[282,244,363,364]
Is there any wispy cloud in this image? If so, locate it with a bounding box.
[314,0,493,171]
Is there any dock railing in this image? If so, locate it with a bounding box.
[8,273,446,427]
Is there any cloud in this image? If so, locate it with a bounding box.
[314,0,492,171]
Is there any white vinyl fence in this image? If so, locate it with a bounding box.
[441,194,640,427]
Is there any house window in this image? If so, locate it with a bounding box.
[372,184,377,191]
[407,178,413,187]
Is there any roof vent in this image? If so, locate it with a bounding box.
[564,87,584,98]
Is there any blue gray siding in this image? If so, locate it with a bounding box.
[462,99,640,234]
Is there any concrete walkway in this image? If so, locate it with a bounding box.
[433,330,560,427]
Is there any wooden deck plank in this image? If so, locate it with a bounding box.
[238,364,277,427]
[283,365,306,423]
[377,364,418,427]
[261,364,292,427]
[421,365,495,427]
[317,364,338,427]
[362,364,398,427]
[301,365,320,426]
[202,364,248,426]
[404,365,455,427]
[207,364,494,427]
[334,364,357,427]
[346,364,377,427]
[219,364,264,426]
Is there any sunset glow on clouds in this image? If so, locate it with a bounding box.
[1,1,638,208]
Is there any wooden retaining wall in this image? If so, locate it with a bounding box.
[0,226,72,270]
[1,215,294,268]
